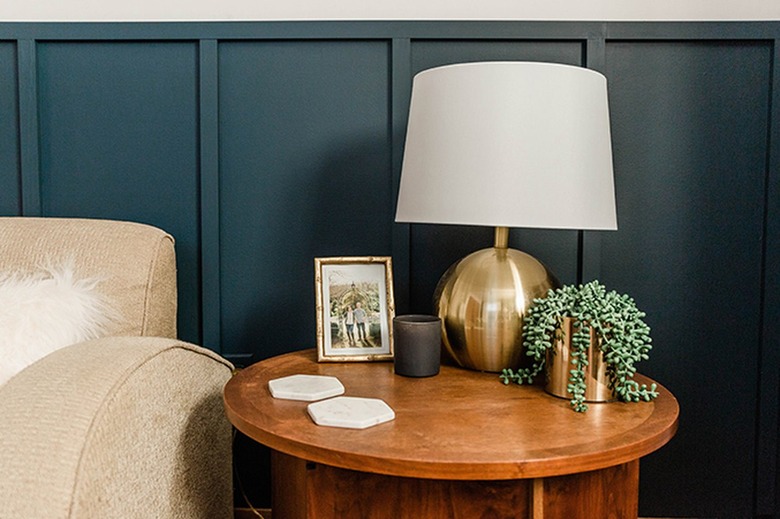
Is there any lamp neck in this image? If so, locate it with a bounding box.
[494,227,509,249]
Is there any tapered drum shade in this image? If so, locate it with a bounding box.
[395,61,617,231]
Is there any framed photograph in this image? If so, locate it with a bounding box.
[315,256,395,362]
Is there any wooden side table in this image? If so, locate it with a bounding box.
[224,349,678,519]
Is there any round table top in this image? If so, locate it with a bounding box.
[224,349,678,481]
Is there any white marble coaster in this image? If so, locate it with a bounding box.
[307,396,395,429]
[268,374,345,402]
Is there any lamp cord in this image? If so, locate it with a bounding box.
[232,429,267,519]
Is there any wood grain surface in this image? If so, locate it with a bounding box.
[224,349,678,481]
[271,451,639,519]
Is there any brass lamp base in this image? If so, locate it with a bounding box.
[434,228,559,372]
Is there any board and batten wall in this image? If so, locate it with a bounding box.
[0,21,778,518]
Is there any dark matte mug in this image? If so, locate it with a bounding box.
[393,314,442,377]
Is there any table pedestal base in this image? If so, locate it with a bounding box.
[271,451,639,519]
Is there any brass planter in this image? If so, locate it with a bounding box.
[545,317,615,403]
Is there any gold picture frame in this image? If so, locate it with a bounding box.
[315,256,395,362]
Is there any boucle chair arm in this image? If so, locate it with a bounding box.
[0,336,234,519]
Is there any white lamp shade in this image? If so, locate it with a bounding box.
[395,61,617,231]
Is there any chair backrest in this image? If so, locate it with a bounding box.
[0,217,177,338]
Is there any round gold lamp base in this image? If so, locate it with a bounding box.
[434,246,560,372]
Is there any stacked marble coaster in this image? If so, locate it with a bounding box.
[268,374,395,430]
[268,374,345,401]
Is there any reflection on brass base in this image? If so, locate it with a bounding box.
[434,246,559,372]
[545,317,615,402]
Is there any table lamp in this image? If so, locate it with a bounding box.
[395,61,617,372]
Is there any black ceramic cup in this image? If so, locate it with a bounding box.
[393,314,442,377]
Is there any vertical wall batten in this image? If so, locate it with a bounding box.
[199,39,222,352]
[756,38,780,517]
[581,33,608,284]
[390,37,412,313]
[16,39,40,216]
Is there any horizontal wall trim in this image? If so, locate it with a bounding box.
[1,20,779,41]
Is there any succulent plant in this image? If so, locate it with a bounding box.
[500,280,658,412]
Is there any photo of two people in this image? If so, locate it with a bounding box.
[316,257,394,362]
[331,286,379,349]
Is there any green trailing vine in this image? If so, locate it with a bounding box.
[500,280,658,412]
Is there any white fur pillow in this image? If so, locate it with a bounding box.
[0,265,115,387]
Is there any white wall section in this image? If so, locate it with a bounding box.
[1,0,779,22]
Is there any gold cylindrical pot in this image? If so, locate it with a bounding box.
[545,317,614,402]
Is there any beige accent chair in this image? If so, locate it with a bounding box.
[0,218,234,518]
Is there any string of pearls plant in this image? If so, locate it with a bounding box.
[500,280,659,412]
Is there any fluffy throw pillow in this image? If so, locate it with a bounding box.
[0,264,116,387]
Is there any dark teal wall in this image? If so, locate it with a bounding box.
[604,39,772,516]
[0,21,778,518]
[218,40,393,360]
[36,41,202,342]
